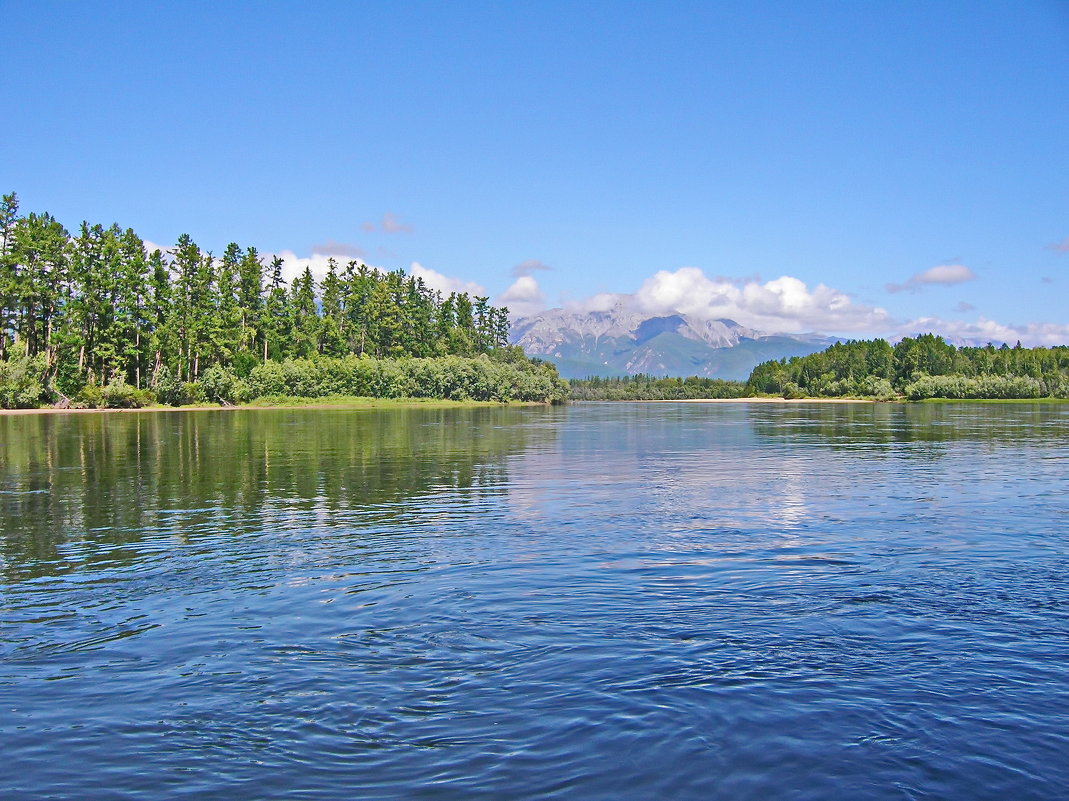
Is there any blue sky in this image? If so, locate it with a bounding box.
[3,1,1068,343]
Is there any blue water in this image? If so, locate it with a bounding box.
[2,402,1068,799]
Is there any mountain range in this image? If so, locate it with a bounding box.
[510,304,838,380]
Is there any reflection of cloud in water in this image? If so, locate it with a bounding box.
[503,405,819,546]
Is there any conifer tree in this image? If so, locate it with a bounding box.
[236,246,263,359]
[289,266,318,358]
[213,243,243,366]
[318,259,347,357]
[262,256,290,362]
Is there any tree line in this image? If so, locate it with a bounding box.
[568,374,748,400]
[0,192,559,407]
[746,334,1069,399]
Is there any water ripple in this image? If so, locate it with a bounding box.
[2,403,1068,799]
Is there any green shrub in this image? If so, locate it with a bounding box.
[228,354,568,404]
[182,382,206,404]
[0,355,49,408]
[904,373,1046,400]
[102,377,144,408]
[200,365,240,404]
[75,383,104,408]
[151,366,183,406]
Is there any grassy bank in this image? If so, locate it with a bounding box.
[0,395,548,416]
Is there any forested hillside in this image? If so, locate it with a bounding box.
[746,334,1069,399]
[0,192,565,407]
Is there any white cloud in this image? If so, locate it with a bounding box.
[496,275,546,317]
[887,263,976,293]
[409,262,485,297]
[145,238,365,284]
[899,316,1069,347]
[625,267,891,333]
[913,264,975,285]
[268,250,353,283]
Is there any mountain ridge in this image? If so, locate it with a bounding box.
[510,305,838,380]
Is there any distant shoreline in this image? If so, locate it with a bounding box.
[1,396,871,415]
[6,395,1066,416]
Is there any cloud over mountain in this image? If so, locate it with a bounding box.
[551,267,891,334]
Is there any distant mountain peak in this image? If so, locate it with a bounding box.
[510,306,836,380]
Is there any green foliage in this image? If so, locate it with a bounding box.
[243,355,567,404]
[150,365,183,406]
[101,376,153,408]
[182,382,206,405]
[782,381,805,400]
[902,373,1051,400]
[199,365,242,404]
[75,384,104,408]
[747,335,1069,400]
[568,374,747,401]
[0,354,48,408]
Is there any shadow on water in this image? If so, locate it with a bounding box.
[0,406,559,582]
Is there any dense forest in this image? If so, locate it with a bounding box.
[0,192,566,408]
[568,374,747,400]
[747,334,1069,399]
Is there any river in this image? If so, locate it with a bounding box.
[2,402,1068,799]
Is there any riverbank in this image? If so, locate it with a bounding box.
[7,395,1067,415]
[0,396,545,416]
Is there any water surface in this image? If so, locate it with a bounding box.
[2,402,1068,799]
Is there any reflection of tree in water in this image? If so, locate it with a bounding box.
[747,402,1069,448]
[0,407,558,582]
